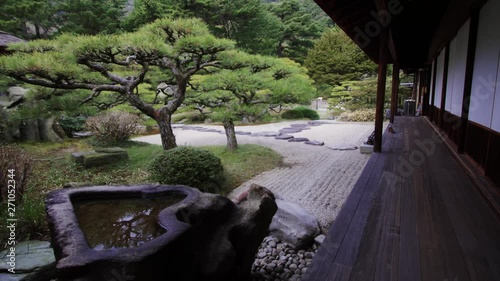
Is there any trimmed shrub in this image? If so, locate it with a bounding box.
[281,109,304,120]
[0,145,33,203]
[295,106,320,120]
[148,146,224,192]
[86,111,140,146]
[59,115,87,137]
[339,108,376,122]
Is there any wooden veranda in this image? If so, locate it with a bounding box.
[303,116,500,281]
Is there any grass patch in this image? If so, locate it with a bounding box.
[1,141,281,247]
[203,144,283,194]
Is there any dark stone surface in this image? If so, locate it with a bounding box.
[45,184,277,281]
[71,149,128,168]
[305,141,325,146]
[288,138,309,142]
[235,131,252,135]
[279,128,303,134]
[275,134,294,140]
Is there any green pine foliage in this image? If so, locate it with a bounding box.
[305,28,377,87]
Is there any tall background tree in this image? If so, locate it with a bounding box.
[304,28,377,97]
[269,0,322,63]
[55,0,128,35]
[0,0,58,39]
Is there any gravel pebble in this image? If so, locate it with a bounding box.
[251,236,317,281]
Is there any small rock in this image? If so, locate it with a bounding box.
[289,264,298,270]
[288,137,309,142]
[314,234,326,245]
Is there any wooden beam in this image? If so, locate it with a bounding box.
[438,44,450,129]
[390,63,400,123]
[458,10,479,154]
[430,59,438,121]
[374,28,388,153]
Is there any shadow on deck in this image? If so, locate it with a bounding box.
[303,116,500,281]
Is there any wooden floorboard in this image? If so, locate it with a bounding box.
[304,117,500,281]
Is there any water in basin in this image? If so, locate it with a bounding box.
[73,194,185,250]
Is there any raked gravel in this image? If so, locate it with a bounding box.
[133,120,383,231]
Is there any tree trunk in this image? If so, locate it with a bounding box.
[223,120,238,151]
[158,110,177,150]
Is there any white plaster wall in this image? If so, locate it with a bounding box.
[449,20,470,116]
[469,0,500,130]
[430,60,435,101]
[434,49,445,108]
[446,38,457,112]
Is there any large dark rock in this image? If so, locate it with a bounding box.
[44,184,277,281]
[269,199,320,249]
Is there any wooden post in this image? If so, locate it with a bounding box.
[430,60,438,121]
[439,43,450,129]
[459,10,479,154]
[374,30,388,153]
[390,63,399,123]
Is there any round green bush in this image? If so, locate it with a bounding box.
[281,109,304,119]
[148,146,224,192]
[295,107,320,120]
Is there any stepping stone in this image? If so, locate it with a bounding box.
[328,146,358,151]
[305,140,325,146]
[0,241,55,273]
[279,128,303,134]
[290,124,309,128]
[275,134,294,140]
[308,121,329,126]
[288,137,309,142]
[235,131,252,135]
[254,131,280,137]
[204,129,220,133]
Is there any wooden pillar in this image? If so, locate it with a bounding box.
[374,30,388,153]
[430,60,438,121]
[458,10,479,154]
[390,63,399,123]
[423,67,431,116]
[438,43,450,129]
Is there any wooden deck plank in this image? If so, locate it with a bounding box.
[326,131,395,280]
[302,152,380,281]
[425,129,500,281]
[305,117,500,281]
[348,157,397,279]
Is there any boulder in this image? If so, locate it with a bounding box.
[38,117,63,143]
[269,199,320,249]
[0,240,55,273]
[6,86,28,104]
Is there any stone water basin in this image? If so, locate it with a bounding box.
[72,194,185,250]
